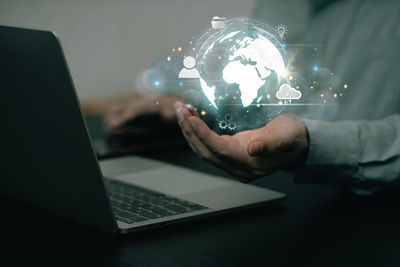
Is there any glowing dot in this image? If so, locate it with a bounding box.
[278,101,283,105]
[266,94,271,99]
[289,75,294,80]
[256,104,260,108]
[313,65,319,72]
[333,93,338,98]
[200,110,206,116]
[340,93,343,96]
[189,41,193,45]
[172,48,176,52]
[296,86,300,89]
[320,94,324,97]
[246,110,249,113]
[192,47,196,51]
[156,101,159,105]
[235,39,240,44]
[329,87,333,90]
[310,86,314,89]
[177,46,182,52]
[219,96,223,100]
[344,84,348,89]
[218,56,222,60]
[323,100,327,103]
[313,81,317,84]
[166,56,171,62]
[211,85,216,90]
[233,96,237,99]
[179,82,183,87]
[154,81,160,86]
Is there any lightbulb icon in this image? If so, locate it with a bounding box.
[275,24,288,39]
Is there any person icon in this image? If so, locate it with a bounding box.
[178,56,200,79]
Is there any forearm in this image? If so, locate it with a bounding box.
[296,114,400,186]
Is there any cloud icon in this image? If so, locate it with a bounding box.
[276,83,302,100]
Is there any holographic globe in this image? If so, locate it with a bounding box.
[194,18,288,133]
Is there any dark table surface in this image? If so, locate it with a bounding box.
[2,116,400,267]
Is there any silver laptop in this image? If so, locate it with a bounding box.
[0,25,285,235]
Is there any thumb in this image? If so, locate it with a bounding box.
[247,140,265,156]
[247,132,283,157]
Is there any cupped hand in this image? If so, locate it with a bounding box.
[104,94,182,131]
[174,101,309,182]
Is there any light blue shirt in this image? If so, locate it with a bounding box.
[253,0,400,191]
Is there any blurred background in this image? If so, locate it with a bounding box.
[0,0,254,103]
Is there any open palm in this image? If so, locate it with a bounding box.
[174,101,309,182]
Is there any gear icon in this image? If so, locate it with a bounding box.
[219,113,237,131]
[219,120,228,130]
[224,114,233,121]
[228,121,237,131]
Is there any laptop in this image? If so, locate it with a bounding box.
[0,26,285,235]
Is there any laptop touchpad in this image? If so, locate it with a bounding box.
[112,166,233,196]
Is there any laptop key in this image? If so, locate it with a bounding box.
[104,178,209,223]
[147,206,177,216]
[130,216,148,222]
[164,204,191,213]
[134,210,162,219]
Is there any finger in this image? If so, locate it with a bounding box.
[159,98,177,120]
[112,108,137,127]
[175,104,213,157]
[174,101,257,180]
[187,119,272,177]
[105,109,128,130]
[247,125,291,157]
[187,116,250,165]
[173,101,187,113]
[179,117,252,179]
[174,105,235,169]
[160,108,175,120]
[178,112,211,157]
[104,103,123,124]
[186,104,200,117]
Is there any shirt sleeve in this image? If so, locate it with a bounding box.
[295,114,400,190]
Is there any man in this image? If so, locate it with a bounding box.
[108,0,400,193]
[173,0,400,194]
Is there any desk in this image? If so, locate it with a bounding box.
[1,116,400,267]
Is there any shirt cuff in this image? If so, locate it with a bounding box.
[303,119,360,166]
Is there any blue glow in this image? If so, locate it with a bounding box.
[156,101,159,105]
[314,47,318,51]
[312,64,320,72]
[282,43,287,48]
[153,80,161,88]
[179,82,183,87]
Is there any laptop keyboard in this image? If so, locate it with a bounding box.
[104,179,208,224]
